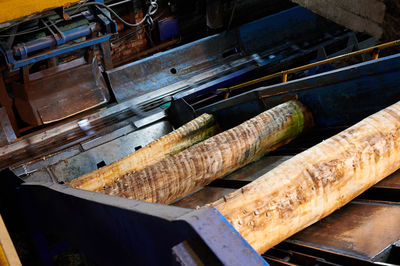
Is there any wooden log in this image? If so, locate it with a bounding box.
[210,101,400,254]
[69,113,218,191]
[102,100,313,204]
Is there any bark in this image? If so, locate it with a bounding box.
[69,113,218,191]
[211,101,400,254]
[102,100,313,204]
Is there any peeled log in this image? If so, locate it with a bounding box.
[102,100,313,204]
[69,113,218,191]
[211,101,400,254]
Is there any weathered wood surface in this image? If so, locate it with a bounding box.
[69,113,218,191]
[103,100,313,204]
[211,101,400,254]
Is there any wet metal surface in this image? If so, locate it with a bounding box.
[287,201,400,261]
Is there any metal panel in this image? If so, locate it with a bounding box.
[0,93,163,169]
[18,183,193,266]
[287,201,400,261]
[107,51,252,103]
[239,6,337,53]
[17,182,267,265]
[49,120,172,183]
[14,61,110,125]
[178,207,268,266]
[11,146,81,177]
[106,30,237,102]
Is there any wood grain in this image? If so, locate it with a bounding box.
[103,100,312,204]
[211,101,400,254]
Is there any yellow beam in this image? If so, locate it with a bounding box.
[0,214,21,266]
[0,0,82,24]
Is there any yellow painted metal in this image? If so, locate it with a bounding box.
[219,39,400,98]
[0,0,82,24]
[0,215,21,266]
[282,72,288,83]
[372,48,380,60]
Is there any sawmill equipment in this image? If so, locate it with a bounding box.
[2,50,400,265]
[0,5,377,163]
[0,2,399,266]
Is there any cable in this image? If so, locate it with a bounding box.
[0,25,54,37]
[75,1,158,27]
[111,25,145,46]
[111,8,165,45]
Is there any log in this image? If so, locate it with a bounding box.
[210,101,400,254]
[102,100,313,204]
[69,113,218,191]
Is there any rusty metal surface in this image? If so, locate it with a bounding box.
[14,60,109,126]
[0,107,16,147]
[287,201,400,261]
[172,187,236,209]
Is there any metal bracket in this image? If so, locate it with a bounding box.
[89,5,117,34]
[175,207,268,266]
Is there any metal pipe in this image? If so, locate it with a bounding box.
[13,23,99,57]
[108,0,132,8]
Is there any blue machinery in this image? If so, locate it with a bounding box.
[1,6,399,266]
[1,1,117,70]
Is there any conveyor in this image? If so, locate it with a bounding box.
[1,52,399,265]
[0,4,399,266]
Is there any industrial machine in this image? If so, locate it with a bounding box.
[0,1,399,265]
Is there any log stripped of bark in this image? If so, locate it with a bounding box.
[102,100,313,204]
[69,113,218,191]
[211,101,400,254]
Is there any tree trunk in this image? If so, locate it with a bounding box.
[211,101,400,254]
[102,100,313,204]
[69,113,218,191]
